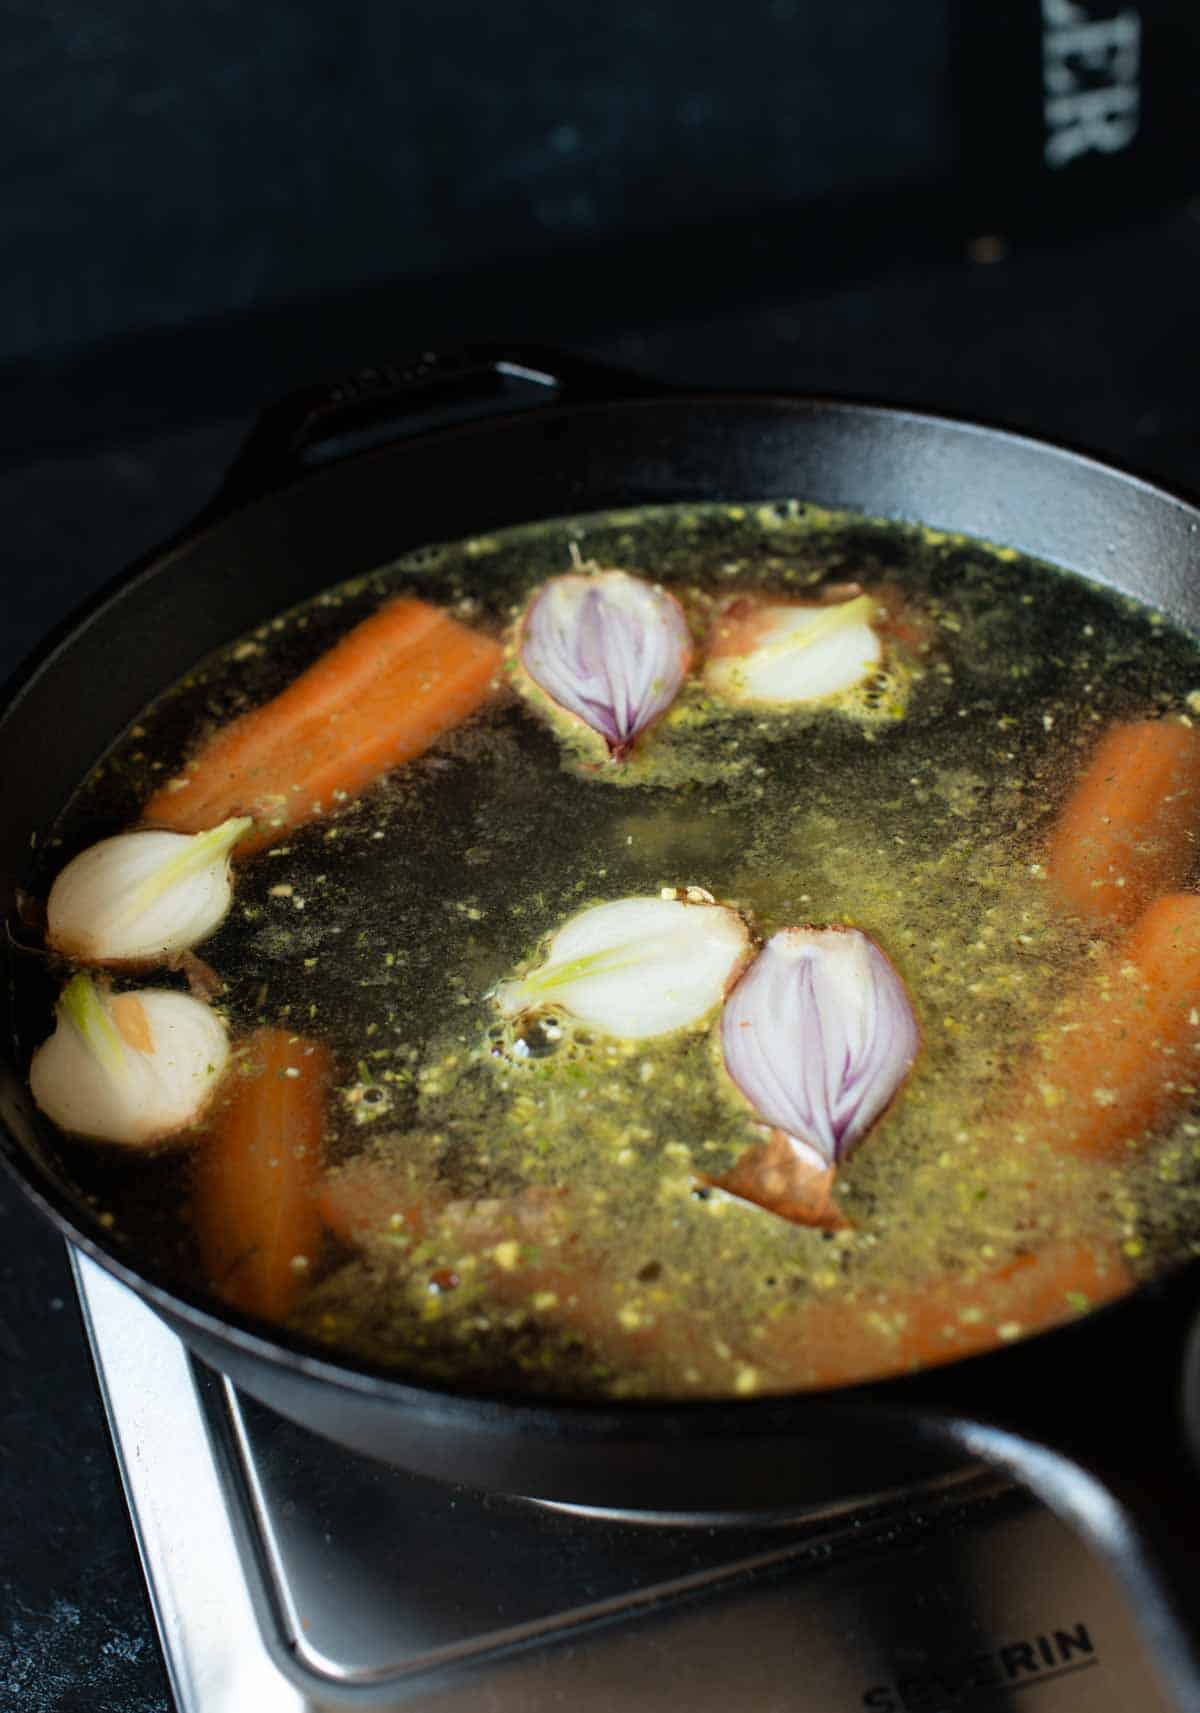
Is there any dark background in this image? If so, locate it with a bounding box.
[5,3,955,365]
[3,3,1200,1707]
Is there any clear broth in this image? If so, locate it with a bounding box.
[32,501,1200,1399]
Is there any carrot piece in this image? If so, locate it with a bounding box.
[193,1027,331,1320]
[1010,891,1200,1159]
[143,597,503,854]
[753,1243,1132,1391]
[319,1161,751,1391]
[317,1154,438,1249]
[1045,719,1200,930]
[319,1161,1131,1395]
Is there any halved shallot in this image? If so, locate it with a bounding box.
[516,567,692,759]
[704,591,882,706]
[721,926,919,1167]
[713,927,918,1226]
[494,892,750,1039]
[30,973,229,1146]
[47,817,252,965]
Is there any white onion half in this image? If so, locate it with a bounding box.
[47,818,251,965]
[495,893,751,1039]
[30,975,229,1147]
[721,926,919,1168]
[705,594,882,706]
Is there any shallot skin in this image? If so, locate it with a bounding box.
[516,569,693,759]
[721,926,920,1170]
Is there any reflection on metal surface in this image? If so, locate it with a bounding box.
[71,1253,306,1713]
[73,1251,1171,1713]
[223,1377,1010,1688]
[521,1469,987,1530]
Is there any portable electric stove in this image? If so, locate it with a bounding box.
[72,1248,1172,1712]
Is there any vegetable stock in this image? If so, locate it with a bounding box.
[27,501,1200,1400]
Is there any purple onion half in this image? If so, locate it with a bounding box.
[518,570,693,758]
[721,926,920,1169]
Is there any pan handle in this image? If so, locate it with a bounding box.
[210,344,671,514]
[910,1265,1200,1710]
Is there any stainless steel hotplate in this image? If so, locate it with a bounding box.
[72,1252,1172,1712]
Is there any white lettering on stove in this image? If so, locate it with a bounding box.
[1042,1,1141,167]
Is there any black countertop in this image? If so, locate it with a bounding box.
[3,206,1200,1710]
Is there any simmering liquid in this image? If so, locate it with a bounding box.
[28,501,1200,1399]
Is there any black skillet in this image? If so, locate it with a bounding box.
[2,347,1199,1705]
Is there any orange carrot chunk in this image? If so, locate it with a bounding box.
[319,1162,754,1391]
[143,597,503,855]
[1011,891,1200,1159]
[317,1154,437,1249]
[193,1027,331,1320]
[1045,719,1200,930]
[755,1243,1133,1391]
[319,1162,1131,1395]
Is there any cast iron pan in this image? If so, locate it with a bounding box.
[2,348,1198,1705]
